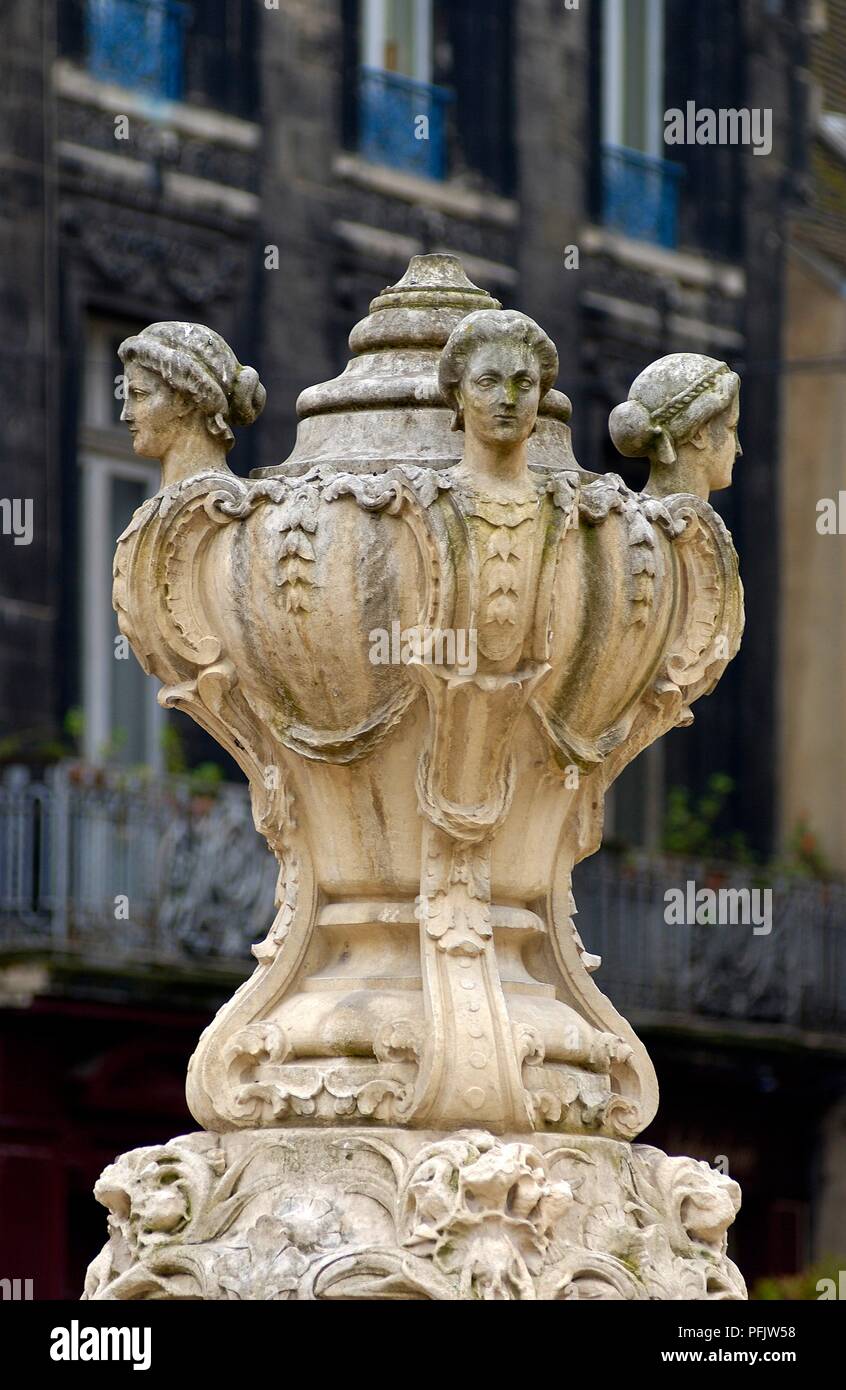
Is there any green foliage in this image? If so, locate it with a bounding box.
[660,776,835,880]
[63,706,85,746]
[161,722,224,796]
[97,726,127,762]
[661,773,752,862]
[777,816,833,882]
[751,1257,845,1301]
[0,707,225,799]
[0,707,84,764]
[185,761,225,796]
[161,721,188,776]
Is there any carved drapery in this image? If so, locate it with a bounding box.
[112,449,741,1140]
[89,255,746,1300]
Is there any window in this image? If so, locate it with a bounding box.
[86,0,188,99]
[361,0,432,79]
[606,746,665,853]
[358,0,451,179]
[61,1,259,119]
[602,0,665,158]
[600,0,682,247]
[79,322,163,769]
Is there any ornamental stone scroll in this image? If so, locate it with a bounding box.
[86,255,746,1302]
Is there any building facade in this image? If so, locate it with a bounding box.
[1,0,844,1296]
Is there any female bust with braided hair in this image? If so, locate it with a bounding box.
[609,352,741,500]
[119,321,266,486]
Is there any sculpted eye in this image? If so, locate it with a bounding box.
[476,376,497,387]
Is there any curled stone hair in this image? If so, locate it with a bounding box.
[608,353,739,467]
[118,321,266,451]
[438,309,559,431]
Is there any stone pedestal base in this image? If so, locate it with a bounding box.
[83,1128,746,1300]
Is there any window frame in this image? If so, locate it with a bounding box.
[601,0,666,158]
[78,450,164,771]
[360,0,433,83]
[79,317,163,771]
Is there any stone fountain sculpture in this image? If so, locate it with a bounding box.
[84,256,746,1301]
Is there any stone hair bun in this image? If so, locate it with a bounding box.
[608,398,657,458]
[230,365,266,427]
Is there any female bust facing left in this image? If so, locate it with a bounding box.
[118,321,266,487]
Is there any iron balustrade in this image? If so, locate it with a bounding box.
[358,66,452,181]
[1,764,845,1033]
[601,142,684,249]
[0,764,276,968]
[572,853,846,1035]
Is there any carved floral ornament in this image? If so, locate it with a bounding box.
[91,255,746,1300]
[84,1129,745,1302]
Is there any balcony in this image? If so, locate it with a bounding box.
[358,66,452,181]
[86,0,188,100]
[2,764,845,1037]
[0,765,276,979]
[601,142,684,249]
[572,854,846,1037]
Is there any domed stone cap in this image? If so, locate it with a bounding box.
[254,253,576,479]
[365,251,501,316]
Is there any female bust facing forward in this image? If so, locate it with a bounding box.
[438,308,558,499]
[118,321,266,486]
[609,353,741,501]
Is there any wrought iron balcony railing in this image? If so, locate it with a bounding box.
[358,66,452,181]
[0,765,276,972]
[86,0,188,100]
[1,763,845,1034]
[572,854,846,1036]
[601,142,684,249]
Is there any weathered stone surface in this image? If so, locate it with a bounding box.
[254,254,577,477]
[88,254,746,1298]
[84,1127,745,1301]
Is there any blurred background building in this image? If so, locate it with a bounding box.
[1,0,845,1296]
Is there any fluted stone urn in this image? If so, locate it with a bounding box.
[85,256,747,1301]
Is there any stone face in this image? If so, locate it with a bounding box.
[89,254,746,1299]
[253,255,578,477]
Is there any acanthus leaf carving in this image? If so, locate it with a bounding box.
[85,1128,746,1302]
[94,271,747,1299]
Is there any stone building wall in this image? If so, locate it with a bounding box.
[780,252,846,870]
[780,0,846,872]
[0,1,56,741]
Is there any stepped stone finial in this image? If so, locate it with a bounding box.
[253,252,575,479]
[88,256,746,1302]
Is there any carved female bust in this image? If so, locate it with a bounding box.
[118,321,266,486]
[609,352,741,500]
[438,309,558,499]
[89,259,747,1303]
